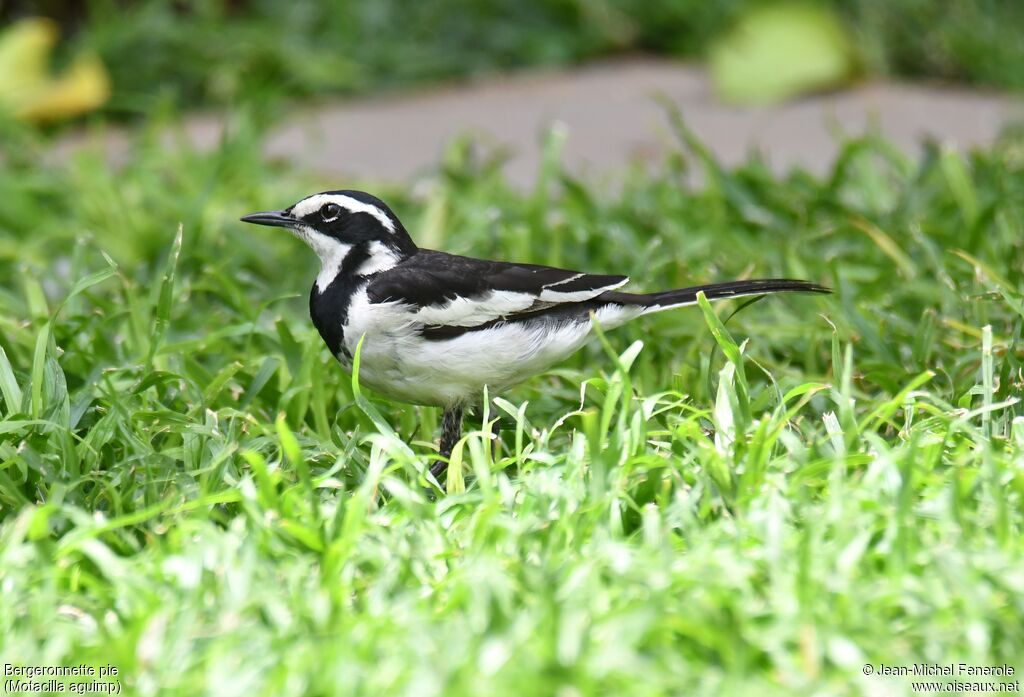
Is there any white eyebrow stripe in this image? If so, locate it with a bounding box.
[290,193,397,233]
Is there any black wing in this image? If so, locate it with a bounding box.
[364,250,627,336]
[365,249,627,310]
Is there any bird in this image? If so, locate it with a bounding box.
[241,190,828,480]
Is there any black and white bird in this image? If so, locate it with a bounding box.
[242,190,828,479]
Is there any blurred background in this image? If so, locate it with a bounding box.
[2,0,1022,185]
[4,0,1024,115]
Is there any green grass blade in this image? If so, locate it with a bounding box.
[0,345,23,418]
[148,224,184,364]
[696,291,751,427]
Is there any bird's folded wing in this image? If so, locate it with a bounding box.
[365,250,628,328]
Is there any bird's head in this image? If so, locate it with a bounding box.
[241,190,417,284]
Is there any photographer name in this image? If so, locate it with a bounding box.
[876,664,1015,677]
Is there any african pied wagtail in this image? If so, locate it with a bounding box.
[242,190,829,479]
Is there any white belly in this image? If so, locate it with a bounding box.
[339,289,640,406]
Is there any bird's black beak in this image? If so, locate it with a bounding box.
[240,210,295,228]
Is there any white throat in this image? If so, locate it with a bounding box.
[316,243,352,292]
[294,225,352,293]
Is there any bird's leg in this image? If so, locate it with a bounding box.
[429,405,464,480]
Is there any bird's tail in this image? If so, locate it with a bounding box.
[610,278,830,315]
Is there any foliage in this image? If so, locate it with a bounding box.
[3,0,1022,119]
[0,17,110,122]
[1,121,1023,694]
[709,3,857,104]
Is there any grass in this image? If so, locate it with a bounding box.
[1,117,1023,695]
[10,0,1024,120]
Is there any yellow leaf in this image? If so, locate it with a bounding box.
[0,17,57,99]
[710,4,856,105]
[0,17,110,123]
[15,54,110,122]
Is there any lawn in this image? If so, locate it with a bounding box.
[0,118,1022,695]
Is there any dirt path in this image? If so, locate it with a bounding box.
[57,59,1022,187]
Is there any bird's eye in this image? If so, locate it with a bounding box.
[320,203,342,221]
